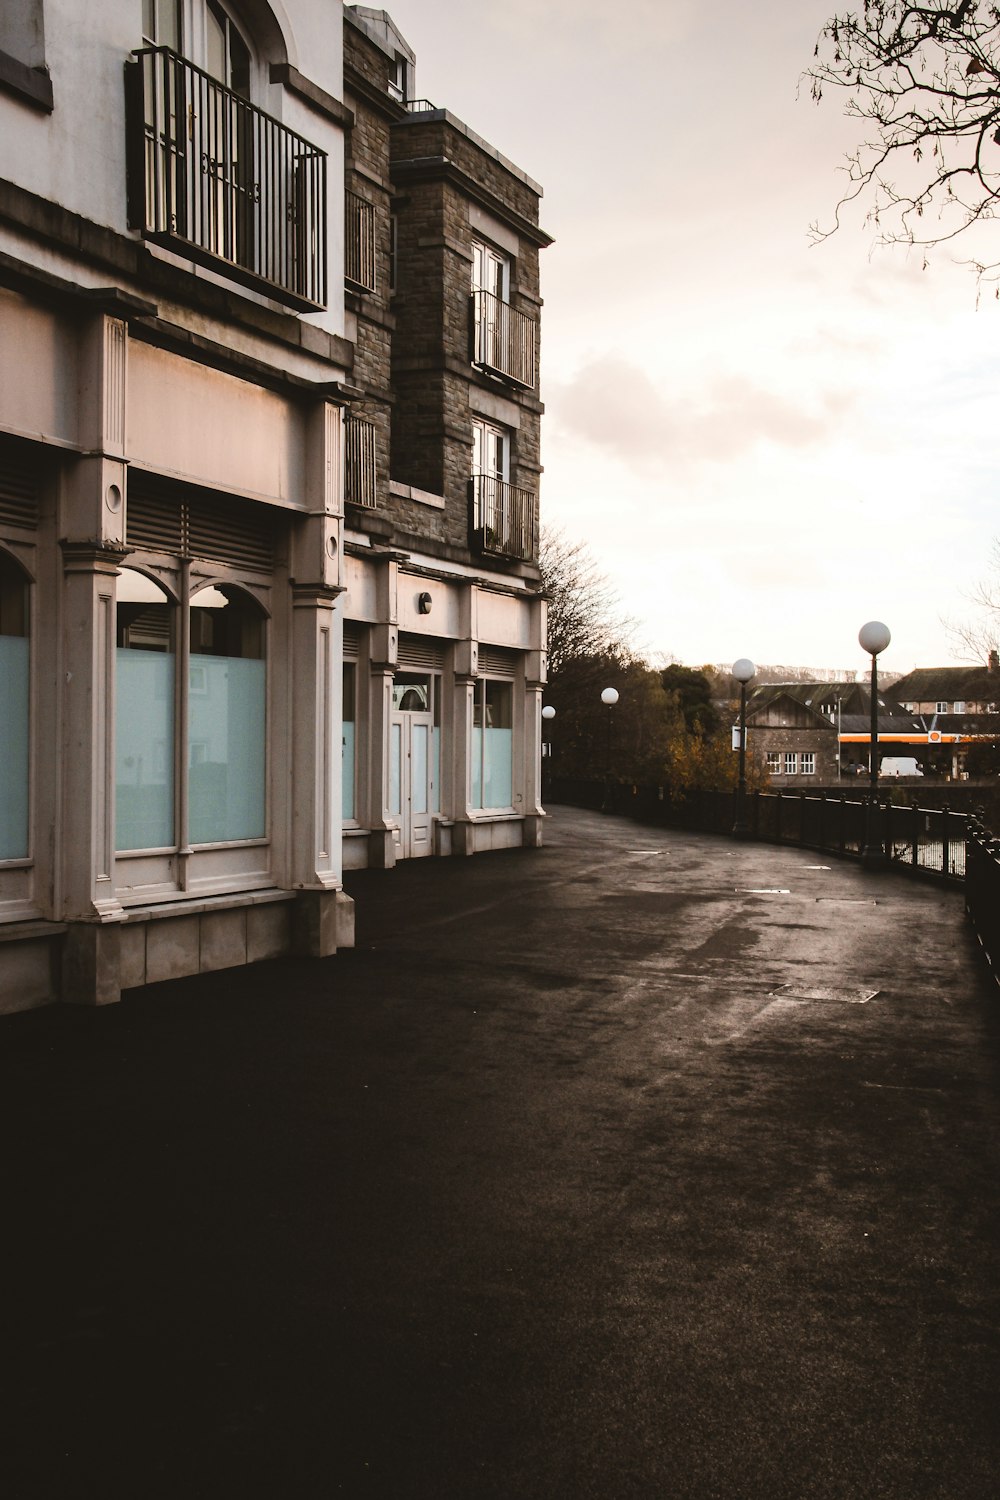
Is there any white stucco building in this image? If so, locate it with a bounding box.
[0,1,549,1012]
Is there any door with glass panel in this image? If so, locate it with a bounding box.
[389,673,438,859]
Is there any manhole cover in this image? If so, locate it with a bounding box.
[769,984,880,1004]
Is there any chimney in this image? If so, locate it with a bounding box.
[990,649,999,673]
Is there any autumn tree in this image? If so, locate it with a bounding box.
[807,2,1000,277]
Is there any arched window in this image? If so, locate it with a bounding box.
[189,584,266,844]
[116,568,176,852]
[0,551,30,860]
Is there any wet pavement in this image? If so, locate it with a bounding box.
[2,805,1000,1499]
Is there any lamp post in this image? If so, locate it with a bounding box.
[541,704,555,800]
[600,686,619,811]
[859,620,891,869]
[731,658,756,838]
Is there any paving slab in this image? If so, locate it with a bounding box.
[1,807,999,1499]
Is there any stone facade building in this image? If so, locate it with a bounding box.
[340,7,551,866]
[0,1,549,1013]
[744,682,922,785]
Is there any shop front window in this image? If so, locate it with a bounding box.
[189,585,266,844]
[472,679,513,810]
[116,568,175,851]
[0,551,30,860]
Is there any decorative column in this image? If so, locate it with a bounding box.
[289,400,353,954]
[366,555,400,868]
[451,582,480,857]
[522,593,547,846]
[59,304,138,1004]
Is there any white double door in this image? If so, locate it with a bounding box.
[389,673,437,859]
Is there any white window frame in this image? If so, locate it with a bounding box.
[936,701,948,713]
[115,567,270,862]
[472,417,510,483]
[800,752,815,775]
[765,751,781,774]
[471,677,515,811]
[784,751,797,775]
[472,238,510,301]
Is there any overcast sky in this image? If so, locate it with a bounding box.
[379,0,1000,677]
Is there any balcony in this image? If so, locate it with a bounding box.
[126,47,327,311]
[470,474,536,562]
[345,189,376,292]
[471,290,535,389]
[345,413,378,509]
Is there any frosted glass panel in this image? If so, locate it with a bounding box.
[412,723,428,814]
[389,722,401,816]
[0,636,29,859]
[471,725,482,808]
[342,722,355,821]
[116,648,175,850]
[484,728,513,808]
[188,655,265,843]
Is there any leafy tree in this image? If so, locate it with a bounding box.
[807,1,1000,276]
[544,654,680,784]
[660,664,719,735]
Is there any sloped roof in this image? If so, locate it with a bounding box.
[890,664,1000,701]
[745,680,919,734]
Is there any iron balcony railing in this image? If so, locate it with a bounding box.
[126,47,327,311]
[471,474,536,561]
[345,413,378,509]
[471,290,536,389]
[345,189,376,292]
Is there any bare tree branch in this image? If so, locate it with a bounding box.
[807,2,1000,279]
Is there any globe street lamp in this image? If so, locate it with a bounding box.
[600,687,619,811]
[859,620,891,869]
[731,657,756,838]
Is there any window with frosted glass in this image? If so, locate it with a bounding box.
[116,569,175,851]
[471,679,513,809]
[0,552,29,859]
[342,662,356,822]
[189,586,266,844]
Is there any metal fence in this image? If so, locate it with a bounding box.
[470,474,537,561]
[470,291,536,388]
[965,819,1000,988]
[549,779,1000,987]
[345,189,376,292]
[127,47,327,310]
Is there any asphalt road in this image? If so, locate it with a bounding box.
[2,806,999,1499]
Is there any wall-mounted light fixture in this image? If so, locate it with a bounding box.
[417,592,433,614]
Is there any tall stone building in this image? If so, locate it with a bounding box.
[0,1,550,1013]
[340,6,551,865]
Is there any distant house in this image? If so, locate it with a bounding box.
[743,681,924,784]
[890,654,1000,779]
